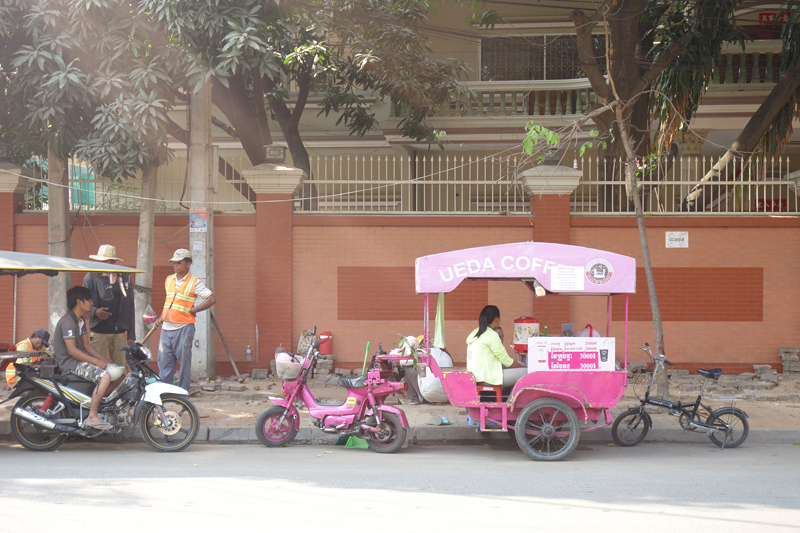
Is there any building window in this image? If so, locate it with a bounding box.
[480,35,606,81]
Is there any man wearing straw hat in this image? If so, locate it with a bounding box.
[83,244,136,369]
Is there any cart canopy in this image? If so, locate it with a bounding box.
[415,242,636,295]
[0,250,145,277]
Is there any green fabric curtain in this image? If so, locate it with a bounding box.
[433,292,446,349]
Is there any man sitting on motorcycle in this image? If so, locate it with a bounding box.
[52,286,112,430]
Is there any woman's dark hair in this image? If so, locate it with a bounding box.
[476,305,500,338]
[67,285,92,310]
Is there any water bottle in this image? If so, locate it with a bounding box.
[246,345,252,361]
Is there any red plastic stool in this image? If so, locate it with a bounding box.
[477,383,503,403]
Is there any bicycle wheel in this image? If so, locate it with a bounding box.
[706,407,749,448]
[611,409,650,447]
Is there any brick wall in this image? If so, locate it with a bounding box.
[0,193,18,344]
[10,214,257,374]
[571,222,800,370]
[337,267,487,321]
[293,222,534,368]
[532,194,571,334]
[9,212,800,375]
[611,267,763,322]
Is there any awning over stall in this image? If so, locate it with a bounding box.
[415,242,636,295]
[0,251,145,277]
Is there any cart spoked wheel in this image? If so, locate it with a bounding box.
[514,398,580,461]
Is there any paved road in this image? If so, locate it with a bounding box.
[1,440,798,532]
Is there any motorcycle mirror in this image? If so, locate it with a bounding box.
[311,326,317,336]
[313,338,321,350]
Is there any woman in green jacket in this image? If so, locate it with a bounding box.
[466,305,517,386]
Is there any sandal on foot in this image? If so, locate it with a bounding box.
[86,421,112,430]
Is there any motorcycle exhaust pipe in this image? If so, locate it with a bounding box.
[13,408,80,434]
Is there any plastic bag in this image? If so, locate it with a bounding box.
[418,347,453,403]
[142,305,158,328]
[576,324,601,337]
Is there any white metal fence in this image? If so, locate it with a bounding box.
[573,155,798,215]
[297,153,530,214]
[23,156,255,214]
[22,153,799,216]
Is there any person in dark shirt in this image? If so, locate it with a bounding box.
[53,286,112,430]
[83,244,135,369]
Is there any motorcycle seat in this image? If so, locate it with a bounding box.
[338,374,367,388]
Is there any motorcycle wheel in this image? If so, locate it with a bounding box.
[140,394,200,452]
[367,412,406,453]
[256,406,298,447]
[11,393,68,452]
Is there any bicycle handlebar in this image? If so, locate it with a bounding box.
[642,343,674,366]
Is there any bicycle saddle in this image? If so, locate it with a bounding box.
[697,368,722,380]
[338,374,367,388]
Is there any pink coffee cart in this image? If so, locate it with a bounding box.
[415,242,636,461]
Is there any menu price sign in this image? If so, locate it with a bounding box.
[528,337,616,372]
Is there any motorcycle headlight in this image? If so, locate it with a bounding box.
[140,346,153,360]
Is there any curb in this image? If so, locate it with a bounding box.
[1,425,799,446]
[194,426,800,446]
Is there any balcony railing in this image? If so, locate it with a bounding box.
[392,79,597,118]
[714,41,783,86]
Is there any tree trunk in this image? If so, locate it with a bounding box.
[682,54,800,211]
[134,165,157,345]
[47,145,70,333]
[616,104,672,401]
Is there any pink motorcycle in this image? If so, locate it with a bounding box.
[255,329,410,453]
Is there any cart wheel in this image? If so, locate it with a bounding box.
[514,398,580,461]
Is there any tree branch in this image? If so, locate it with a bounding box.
[630,41,685,97]
[290,71,311,130]
[212,116,237,139]
[251,66,273,144]
[571,9,611,101]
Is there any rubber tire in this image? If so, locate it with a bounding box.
[611,409,651,447]
[256,406,298,447]
[140,394,200,452]
[10,393,68,452]
[367,412,406,453]
[706,407,749,448]
[515,398,580,461]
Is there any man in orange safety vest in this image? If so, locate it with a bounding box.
[5,329,49,387]
[153,249,216,392]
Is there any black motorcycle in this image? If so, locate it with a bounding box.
[2,343,199,452]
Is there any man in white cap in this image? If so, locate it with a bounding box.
[153,249,216,391]
[83,245,136,369]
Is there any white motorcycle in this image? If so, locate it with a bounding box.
[3,342,199,452]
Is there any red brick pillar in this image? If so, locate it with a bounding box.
[522,165,581,335]
[0,159,27,342]
[242,163,305,368]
